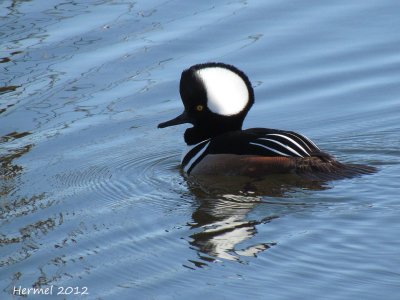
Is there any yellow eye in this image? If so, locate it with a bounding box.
[196,105,204,112]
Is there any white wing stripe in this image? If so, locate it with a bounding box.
[183,141,210,173]
[285,132,313,152]
[265,134,310,156]
[250,142,290,157]
[300,134,320,150]
[258,138,304,157]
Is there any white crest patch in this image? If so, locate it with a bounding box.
[196,67,249,116]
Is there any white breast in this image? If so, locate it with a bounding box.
[181,139,211,174]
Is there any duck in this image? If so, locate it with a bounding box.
[158,62,375,179]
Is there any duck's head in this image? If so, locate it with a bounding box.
[158,62,254,144]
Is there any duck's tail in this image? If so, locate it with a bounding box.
[294,155,377,180]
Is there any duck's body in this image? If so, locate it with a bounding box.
[158,62,375,179]
[180,127,373,179]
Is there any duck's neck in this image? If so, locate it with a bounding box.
[184,122,243,145]
[184,128,210,145]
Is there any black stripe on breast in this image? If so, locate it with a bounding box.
[181,139,210,172]
[186,149,210,175]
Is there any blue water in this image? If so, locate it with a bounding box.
[1,0,400,299]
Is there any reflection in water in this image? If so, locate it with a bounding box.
[0,131,57,269]
[1,132,31,185]
[189,196,277,263]
[1,0,396,297]
[0,132,32,196]
[0,85,19,95]
[185,174,330,265]
[0,131,67,294]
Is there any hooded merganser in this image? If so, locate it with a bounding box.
[158,62,375,179]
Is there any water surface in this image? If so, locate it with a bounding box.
[1,0,400,299]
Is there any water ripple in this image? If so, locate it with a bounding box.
[54,148,184,211]
[2,0,400,299]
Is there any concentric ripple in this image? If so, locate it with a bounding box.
[101,149,184,210]
[54,148,185,211]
